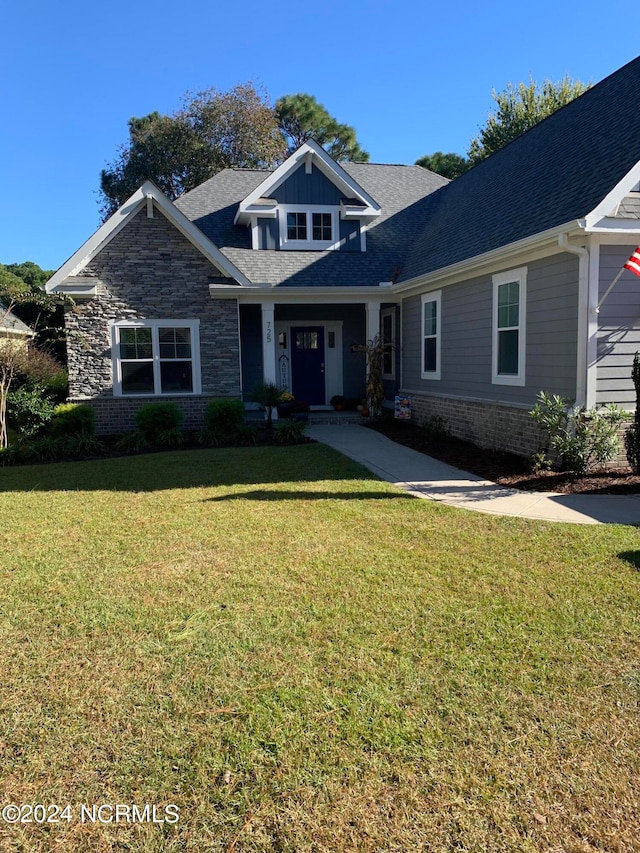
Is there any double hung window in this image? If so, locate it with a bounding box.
[113,320,201,396]
[421,291,441,379]
[492,268,526,386]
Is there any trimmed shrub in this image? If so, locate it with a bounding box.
[134,402,183,447]
[49,403,96,438]
[202,398,245,443]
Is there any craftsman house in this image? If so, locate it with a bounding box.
[47,56,640,455]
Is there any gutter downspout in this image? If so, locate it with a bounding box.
[558,232,589,409]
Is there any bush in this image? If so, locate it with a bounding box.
[419,414,450,441]
[274,418,308,445]
[7,384,56,440]
[134,402,183,446]
[625,353,640,473]
[202,398,245,443]
[49,403,96,438]
[530,390,626,475]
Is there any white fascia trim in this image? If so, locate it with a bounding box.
[581,216,640,234]
[392,220,580,297]
[234,139,381,225]
[209,285,396,304]
[584,159,640,229]
[46,181,251,294]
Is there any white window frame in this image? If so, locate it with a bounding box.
[421,291,441,380]
[381,307,396,379]
[111,319,201,397]
[492,267,527,387]
[278,204,339,251]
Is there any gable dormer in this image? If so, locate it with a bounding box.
[234,139,381,253]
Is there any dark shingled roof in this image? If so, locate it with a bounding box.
[401,55,640,281]
[175,56,640,287]
[175,164,448,286]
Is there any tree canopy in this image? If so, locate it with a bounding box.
[0,262,64,361]
[99,84,286,220]
[99,86,369,219]
[416,76,591,178]
[414,151,470,180]
[275,93,369,162]
[467,76,591,164]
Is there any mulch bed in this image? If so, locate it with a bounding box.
[367,419,640,495]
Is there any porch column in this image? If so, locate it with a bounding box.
[261,304,277,384]
[365,301,381,344]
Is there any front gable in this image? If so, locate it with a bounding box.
[46,181,250,297]
[234,139,380,253]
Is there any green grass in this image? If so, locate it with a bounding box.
[1,445,639,852]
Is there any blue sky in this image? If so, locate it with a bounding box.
[1,0,638,271]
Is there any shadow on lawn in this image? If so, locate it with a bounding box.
[619,551,640,571]
[0,445,379,494]
[205,489,414,502]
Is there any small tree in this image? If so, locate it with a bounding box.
[0,303,28,448]
[530,391,625,475]
[250,382,281,429]
[625,353,640,473]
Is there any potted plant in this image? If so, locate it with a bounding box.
[277,390,295,419]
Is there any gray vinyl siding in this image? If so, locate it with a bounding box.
[596,244,640,407]
[402,252,579,404]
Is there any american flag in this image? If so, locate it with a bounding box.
[624,247,640,277]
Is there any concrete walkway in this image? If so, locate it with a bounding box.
[307,424,640,526]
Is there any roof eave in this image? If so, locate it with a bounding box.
[393,220,584,296]
[46,181,252,294]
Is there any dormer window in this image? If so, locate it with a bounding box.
[279,205,338,250]
[287,211,308,241]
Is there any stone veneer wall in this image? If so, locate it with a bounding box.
[65,206,241,434]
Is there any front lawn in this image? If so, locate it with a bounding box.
[1,445,639,852]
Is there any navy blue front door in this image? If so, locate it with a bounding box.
[291,326,325,404]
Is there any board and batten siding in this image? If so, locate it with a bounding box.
[402,253,579,404]
[596,244,640,407]
[256,163,360,253]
